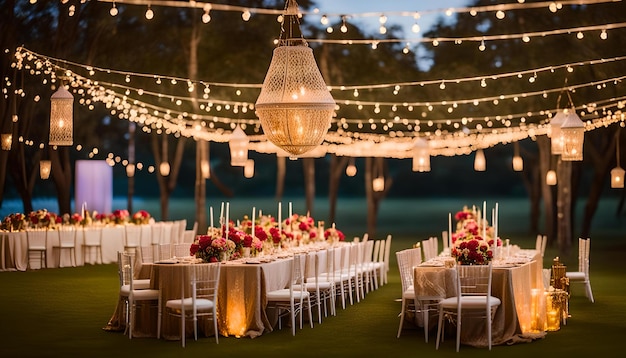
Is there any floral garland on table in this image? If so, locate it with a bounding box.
[1,209,152,230]
[451,206,501,265]
[1,213,27,231]
[283,214,319,245]
[131,210,151,225]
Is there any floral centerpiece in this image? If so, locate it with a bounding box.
[28,209,60,229]
[190,227,236,263]
[131,210,151,225]
[1,213,27,231]
[451,207,501,265]
[283,213,318,245]
[110,209,130,225]
[324,225,345,244]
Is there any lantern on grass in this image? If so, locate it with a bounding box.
[229,126,249,166]
[49,85,74,146]
[546,170,557,186]
[1,133,12,150]
[611,130,624,188]
[40,160,52,179]
[412,137,430,172]
[560,109,585,161]
[474,148,486,171]
[255,0,335,156]
[549,109,568,155]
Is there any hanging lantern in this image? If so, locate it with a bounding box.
[49,85,74,146]
[549,109,568,155]
[201,159,210,179]
[244,159,255,178]
[159,162,170,177]
[561,109,585,161]
[512,141,523,171]
[611,129,624,188]
[255,0,335,156]
[412,137,431,172]
[372,176,385,192]
[229,126,249,166]
[125,163,135,177]
[546,170,557,186]
[346,158,357,177]
[1,133,12,150]
[474,148,486,171]
[40,160,52,179]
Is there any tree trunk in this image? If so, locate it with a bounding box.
[365,157,391,238]
[275,156,286,200]
[537,136,555,243]
[151,133,185,221]
[50,146,72,214]
[556,158,572,256]
[328,154,349,225]
[302,158,315,215]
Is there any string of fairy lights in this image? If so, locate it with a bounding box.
[7,0,626,176]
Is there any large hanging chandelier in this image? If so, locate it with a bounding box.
[255,0,335,156]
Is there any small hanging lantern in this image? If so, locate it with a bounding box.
[159,162,170,177]
[201,159,210,179]
[546,170,557,186]
[611,129,624,188]
[549,109,568,155]
[125,163,135,177]
[49,85,74,146]
[512,141,523,171]
[346,158,357,177]
[244,159,255,178]
[474,148,486,171]
[412,137,431,172]
[372,176,385,192]
[1,133,12,150]
[40,160,52,179]
[560,109,585,161]
[229,126,249,166]
[255,0,335,156]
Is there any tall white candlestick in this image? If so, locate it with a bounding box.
[225,202,230,238]
[448,212,452,242]
[482,201,487,239]
[495,202,499,241]
[278,202,282,236]
[289,202,292,218]
[252,206,256,239]
[210,206,214,228]
[220,202,224,226]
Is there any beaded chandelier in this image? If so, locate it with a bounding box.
[256,0,335,156]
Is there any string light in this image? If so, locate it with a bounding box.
[145,5,154,20]
[110,2,118,16]
[242,9,251,21]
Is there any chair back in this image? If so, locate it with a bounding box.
[57,226,77,247]
[395,250,414,293]
[442,231,449,252]
[536,234,547,257]
[160,222,173,245]
[140,245,154,263]
[26,229,47,249]
[124,225,142,248]
[174,243,190,258]
[159,243,172,260]
[190,263,221,307]
[151,222,163,245]
[384,234,392,273]
[83,227,102,246]
[139,225,152,247]
[456,263,493,298]
[117,251,134,289]
[578,238,591,276]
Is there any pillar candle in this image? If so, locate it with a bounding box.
[289,201,292,218]
[210,206,214,228]
[448,212,452,246]
[482,201,487,239]
[252,206,256,239]
[278,202,282,236]
[220,202,224,226]
[225,202,230,238]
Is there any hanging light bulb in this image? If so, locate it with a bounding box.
[412,137,430,172]
[512,141,523,171]
[145,5,154,20]
[160,135,170,176]
[611,129,624,188]
[346,158,357,177]
[474,148,486,171]
[242,9,251,21]
[229,126,249,166]
[256,0,335,156]
[110,2,118,16]
[126,163,135,177]
[546,170,557,186]
[49,85,74,146]
[560,108,585,161]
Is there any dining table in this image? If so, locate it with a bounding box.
[413,248,547,347]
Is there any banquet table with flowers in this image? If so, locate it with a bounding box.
[104,208,345,340]
[412,204,547,347]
